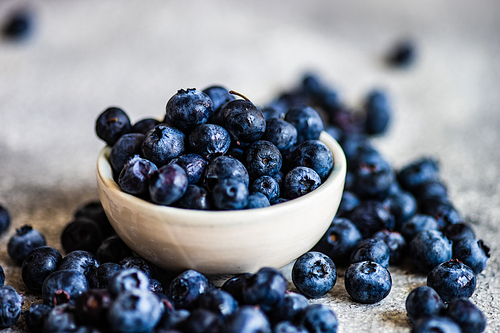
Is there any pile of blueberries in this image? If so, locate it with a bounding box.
[0,73,491,332]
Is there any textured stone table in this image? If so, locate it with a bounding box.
[0,0,499,332]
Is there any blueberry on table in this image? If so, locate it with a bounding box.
[405,286,445,324]
[149,164,189,206]
[119,256,155,278]
[0,286,23,328]
[204,155,250,190]
[300,303,338,333]
[453,237,490,274]
[141,124,185,167]
[57,250,100,279]
[372,230,407,266]
[443,222,476,243]
[107,289,163,333]
[118,155,158,196]
[109,133,144,175]
[74,200,114,238]
[427,259,476,303]
[95,106,132,146]
[411,316,462,333]
[131,117,160,134]
[108,268,150,296]
[43,303,78,333]
[220,98,266,143]
[245,192,270,209]
[409,229,452,273]
[344,261,392,304]
[348,200,394,239]
[353,154,394,201]
[212,179,249,210]
[386,38,417,68]
[197,289,239,320]
[284,166,321,199]
[249,175,280,203]
[23,303,52,333]
[168,153,207,185]
[292,251,337,299]
[177,184,213,210]
[243,140,282,179]
[241,267,287,312]
[291,140,333,181]
[165,88,213,131]
[60,217,103,255]
[75,289,112,330]
[399,214,439,243]
[364,89,391,136]
[88,262,124,289]
[350,238,390,268]
[262,118,298,153]
[397,156,440,192]
[284,105,324,144]
[22,246,62,292]
[2,7,34,40]
[414,180,448,204]
[444,298,486,333]
[188,123,231,160]
[0,204,11,235]
[267,291,308,326]
[221,273,254,304]
[220,305,271,333]
[96,235,133,264]
[42,269,90,306]
[382,190,417,227]
[182,309,223,333]
[168,270,214,310]
[7,224,46,266]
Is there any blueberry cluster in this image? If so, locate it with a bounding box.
[95,86,335,210]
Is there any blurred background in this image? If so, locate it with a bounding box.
[0,0,499,332]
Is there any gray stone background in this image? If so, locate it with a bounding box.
[0,0,499,332]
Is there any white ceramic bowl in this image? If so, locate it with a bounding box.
[96,131,346,276]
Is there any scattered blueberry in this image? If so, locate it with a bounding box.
[57,250,100,279]
[22,246,63,292]
[43,303,78,333]
[197,288,239,320]
[0,286,23,328]
[221,305,271,333]
[383,190,417,227]
[411,316,462,333]
[88,262,124,289]
[409,229,452,273]
[2,7,34,41]
[74,289,112,330]
[372,230,407,265]
[23,303,52,333]
[42,269,89,306]
[397,157,440,192]
[96,235,133,264]
[119,256,155,278]
[300,303,338,333]
[348,200,394,238]
[350,238,390,268]
[73,200,114,238]
[427,259,476,303]
[7,224,46,266]
[444,298,486,333]
[292,251,337,299]
[344,261,392,304]
[453,237,490,274]
[443,222,476,243]
[405,286,445,324]
[60,217,103,255]
[108,268,150,296]
[267,291,309,326]
[241,267,287,312]
[364,89,391,135]
[399,214,439,242]
[168,270,214,310]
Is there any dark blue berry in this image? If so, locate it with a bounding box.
[350,238,390,268]
[324,125,343,143]
[42,269,89,306]
[262,118,298,153]
[197,289,239,320]
[118,155,158,196]
[405,286,445,324]
[7,224,46,266]
[383,190,417,227]
[22,246,62,292]
[292,251,337,299]
[109,268,150,296]
[203,85,235,124]
[241,267,287,312]
[23,303,52,333]
[291,140,333,181]
[95,107,131,146]
[414,180,448,204]
[221,273,254,304]
[250,175,280,203]
[246,192,270,209]
[372,230,407,265]
[165,88,213,131]
[189,124,231,160]
[397,157,440,192]
[300,304,338,333]
[221,306,271,333]
[284,166,321,199]
[344,261,392,304]
[75,289,112,330]
[212,179,249,210]
[181,309,223,333]
[411,316,462,333]
[43,303,78,333]
[168,270,214,310]
[220,98,266,144]
[88,262,124,289]
[119,256,155,278]
[0,266,4,287]
[149,164,189,205]
[386,38,417,68]
[243,140,282,179]
[57,250,100,279]
[444,298,486,333]
[353,154,394,200]
[131,117,160,134]
[399,214,439,242]
[60,217,103,255]
[427,259,476,303]
[409,230,452,273]
[0,286,23,328]
[420,196,462,230]
[443,222,476,243]
[267,291,308,326]
[273,321,308,333]
[204,155,249,190]
[141,125,185,167]
[348,200,395,239]
[453,238,490,274]
[284,105,324,144]
[167,153,207,185]
[364,89,391,136]
[0,204,11,235]
[109,133,144,175]
[336,191,360,217]
[74,201,114,239]
[177,184,213,210]
[96,235,133,264]
[261,106,285,121]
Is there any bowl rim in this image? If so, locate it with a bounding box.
[96,131,346,227]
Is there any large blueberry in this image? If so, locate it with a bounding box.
[262,118,298,153]
[203,85,235,124]
[149,164,188,206]
[383,190,417,227]
[399,214,439,242]
[443,222,476,243]
[57,250,100,279]
[284,166,321,199]
[350,238,390,268]
[42,269,89,306]
[372,230,407,265]
[60,217,103,255]
[0,204,11,235]
[118,155,158,196]
[300,304,338,333]
[168,270,214,310]
[88,262,124,289]
[344,261,392,304]
[204,155,249,190]
[364,89,391,136]
[249,175,280,203]
[220,99,266,143]
[291,140,333,181]
[353,153,395,200]
[197,289,239,320]
[292,251,337,299]
[221,273,254,304]
[0,286,23,328]
[96,235,133,264]
[409,229,452,273]
[243,140,282,179]
[165,88,213,131]
[109,133,144,175]
[420,196,462,230]
[427,259,476,303]
[267,291,308,326]
[95,106,132,146]
[22,246,63,292]
[397,156,440,192]
[141,125,185,167]
[188,124,231,160]
[284,105,324,144]
[221,306,271,333]
[7,224,46,266]
[405,286,445,324]
[453,237,490,274]
[444,298,486,333]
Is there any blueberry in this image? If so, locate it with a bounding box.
[60,217,103,255]
[284,105,324,144]
[409,230,452,273]
[221,273,254,304]
[267,291,308,326]
[149,164,189,205]
[0,266,4,287]
[291,140,333,181]
[95,107,132,146]
[189,124,231,160]
[350,238,390,268]
[221,305,271,333]
[74,200,114,239]
[118,155,158,196]
[241,267,287,312]
[372,230,407,265]
[249,175,280,203]
[353,153,395,200]
[348,200,394,238]
[444,298,486,333]
[107,289,163,333]
[336,191,360,217]
[167,153,208,185]
[344,261,392,304]
[96,235,133,264]
[177,184,213,210]
[0,204,11,235]
[411,316,462,333]
[383,190,417,227]
[262,118,298,153]
[119,256,155,279]
[320,89,344,123]
[313,217,362,265]
[22,246,63,292]
[443,222,476,243]
[165,88,213,131]
[57,250,100,279]
[243,140,283,179]
[156,309,190,331]
[420,196,462,229]
[397,156,440,192]
[141,125,185,167]
[212,178,249,210]
[43,303,78,333]
[261,106,285,121]
[75,289,112,330]
[386,38,417,68]
[414,180,448,204]
[364,89,391,136]
[168,270,214,310]
[246,192,271,209]
[267,90,308,116]
[273,321,308,333]
[292,251,337,299]
[181,309,223,333]
[284,166,321,199]
[0,286,23,328]
[405,286,445,324]
[109,133,145,175]
[88,262,124,289]
[197,289,239,320]
[300,303,338,333]
[427,259,476,303]
[453,238,490,274]
[109,268,151,296]
[220,98,266,143]
[203,85,235,124]
[131,117,160,134]
[301,73,324,100]
[339,133,372,165]
[42,269,89,306]
[204,155,249,190]
[7,224,46,266]
[2,7,34,40]
[23,303,52,333]
[149,278,164,294]
[399,214,439,242]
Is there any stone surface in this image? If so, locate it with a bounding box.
[0,0,499,332]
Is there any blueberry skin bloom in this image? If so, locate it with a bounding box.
[22,246,62,292]
[241,267,287,312]
[118,155,158,196]
[300,304,338,333]
[212,179,249,210]
[165,88,213,131]
[7,224,46,266]
[189,124,231,160]
[411,316,462,333]
[0,286,23,328]
[204,155,250,190]
[409,229,452,273]
[350,238,390,268]
[131,117,160,134]
[427,259,476,303]
[292,251,337,299]
[168,269,214,310]
[220,99,266,143]
[43,303,78,333]
[249,175,280,203]
[453,237,490,274]
[262,118,298,153]
[344,261,392,304]
[88,262,124,289]
[96,235,133,263]
[109,133,144,175]
[42,269,90,306]
[203,85,235,124]
[149,164,188,206]
[108,289,163,333]
[141,125,185,167]
[400,214,439,243]
[284,166,321,199]
[383,190,417,227]
[291,140,334,181]
[285,105,324,144]
[267,291,309,325]
[445,298,486,333]
[405,286,445,324]
[243,140,282,179]
[95,106,132,146]
[221,306,271,333]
